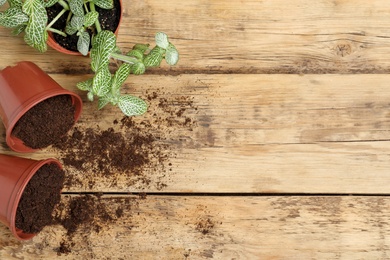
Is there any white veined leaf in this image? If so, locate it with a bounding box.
[112,63,131,93]
[0,7,29,28]
[165,43,179,66]
[8,0,22,8]
[126,49,143,61]
[84,11,98,27]
[98,96,111,110]
[12,23,27,35]
[132,43,149,53]
[90,30,116,72]
[0,0,7,6]
[155,32,169,49]
[69,0,84,17]
[76,78,93,91]
[77,31,90,56]
[131,62,146,75]
[92,67,112,97]
[70,15,84,30]
[143,46,165,67]
[118,95,148,116]
[23,0,48,52]
[87,91,94,101]
[93,0,113,9]
[43,0,58,7]
[65,23,78,35]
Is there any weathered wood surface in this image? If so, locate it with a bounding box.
[1,0,390,259]
[1,196,390,260]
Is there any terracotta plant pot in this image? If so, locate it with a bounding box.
[0,154,62,240]
[47,0,123,55]
[0,61,83,153]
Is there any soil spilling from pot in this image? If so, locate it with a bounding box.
[47,0,121,52]
[53,89,197,191]
[15,163,65,234]
[12,95,75,149]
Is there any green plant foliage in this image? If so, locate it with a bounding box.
[143,46,165,67]
[112,63,132,93]
[69,0,84,17]
[84,10,98,27]
[8,0,22,8]
[0,7,29,28]
[43,0,59,8]
[77,30,90,56]
[165,43,179,65]
[91,30,116,72]
[93,0,113,9]
[92,66,112,97]
[23,0,48,52]
[118,95,148,116]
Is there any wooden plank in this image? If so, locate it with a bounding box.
[2,1,390,74]
[1,195,389,259]
[1,74,390,193]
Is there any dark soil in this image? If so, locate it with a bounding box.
[15,163,65,234]
[12,95,75,149]
[47,0,121,52]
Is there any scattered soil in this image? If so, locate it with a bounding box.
[12,95,75,149]
[52,194,144,255]
[53,89,197,190]
[196,218,215,235]
[15,163,65,234]
[47,0,121,52]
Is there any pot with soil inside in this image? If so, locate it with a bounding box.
[0,61,83,153]
[0,154,65,240]
[46,0,122,55]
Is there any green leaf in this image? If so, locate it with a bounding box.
[92,67,112,97]
[70,15,84,30]
[90,30,116,72]
[133,43,150,53]
[77,31,90,56]
[155,32,169,49]
[8,0,22,8]
[126,49,143,61]
[12,23,27,35]
[23,0,48,52]
[0,7,29,28]
[131,62,146,75]
[165,43,179,66]
[69,0,84,17]
[0,0,6,6]
[43,0,59,8]
[112,63,131,93]
[65,24,77,35]
[84,10,98,27]
[87,91,94,102]
[93,0,113,9]
[143,46,165,67]
[98,96,111,110]
[118,95,148,116]
[76,78,93,91]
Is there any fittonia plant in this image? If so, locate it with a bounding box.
[78,31,179,116]
[0,0,179,116]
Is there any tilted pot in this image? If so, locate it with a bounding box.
[0,154,62,240]
[0,61,83,153]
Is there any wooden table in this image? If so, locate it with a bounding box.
[2,0,390,259]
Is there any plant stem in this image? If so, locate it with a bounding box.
[89,2,102,33]
[46,9,67,31]
[46,27,67,37]
[58,0,70,10]
[110,53,138,64]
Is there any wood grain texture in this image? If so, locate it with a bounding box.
[0,74,389,193]
[1,196,390,259]
[2,1,390,74]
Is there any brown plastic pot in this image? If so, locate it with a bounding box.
[0,154,62,240]
[47,0,123,55]
[0,61,83,153]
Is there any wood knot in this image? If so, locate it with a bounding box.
[335,43,352,57]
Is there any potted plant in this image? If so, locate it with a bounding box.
[0,61,83,152]
[0,154,64,240]
[0,0,179,116]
